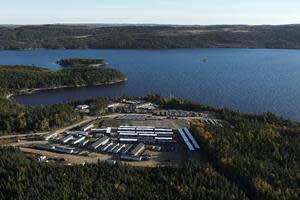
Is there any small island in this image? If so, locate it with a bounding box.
[57,58,107,68]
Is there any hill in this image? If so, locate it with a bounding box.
[1,24,300,50]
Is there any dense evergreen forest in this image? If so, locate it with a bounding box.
[144,95,300,200]
[0,97,81,134]
[57,58,107,68]
[0,148,248,200]
[191,112,300,200]
[0,97,112,135]
[1,24,300,49]
[0,65,126,93]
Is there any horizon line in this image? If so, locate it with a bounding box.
[1,23,300,27]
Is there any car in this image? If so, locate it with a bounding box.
[141,155,151,161]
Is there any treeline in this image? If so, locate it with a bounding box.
[1,24,300,50]
[189,105,300,199]
[0,65,126,93]
[0,98,82,135]
[57,58,107,68]
[0,97,112,135]
[0,148,248,200]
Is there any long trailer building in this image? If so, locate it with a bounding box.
[183,128,200,150]
[61,135,74,144]
[81,123,94,132]
[101,142,113,152]
[36,144,55,151]
[178,128,195,151]
[72,136,86,145]
[66,131,88,137]
[55,146,74,154]
[79,139,89,147]
[120,155,142,161]
[36,144,74,154]
[43,132,58,141]
[113,144,126,154]
[119,138,138,142]
[90,136,110,150]
[91,127,111,134]
[130,143,145,156]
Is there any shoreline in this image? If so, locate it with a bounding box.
[2,47,300,51]
[6,78,128,101]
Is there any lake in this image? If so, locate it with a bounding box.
[1,49,300,120]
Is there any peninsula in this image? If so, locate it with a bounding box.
[0,58,126,95]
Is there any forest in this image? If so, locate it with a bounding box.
[57,58,107,68]
[0,65,126,93]
[0,147,248,200]
[152,96,300,200]
[0,93,299,199]
[191,111,300,200]
[1,24,300,50]
[0,97,112,135]
[0,97,81,134]
[0,61,124,135]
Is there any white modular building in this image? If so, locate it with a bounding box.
[55,146,74,154]
[108,143,120,153]
[43,132,58,141]
[72,136,86,145]
[119,138,138,143]
[119,132,138,136]
[118,127,136,131]
[66,131,88,137]
[79,139,89,147]
[138,133,157,137]
[76,105,89,110]
[101,142,113,152]
[130,143,145,156]
[154,128,173,132]
[81,124,94,132]
[122,144,133,154]
[61,135,74,144]
[90,136,110,150]
[113,144,126,154]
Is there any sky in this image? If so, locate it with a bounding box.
[1,0,300,25]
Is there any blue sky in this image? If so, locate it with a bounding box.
[1,0,300,25]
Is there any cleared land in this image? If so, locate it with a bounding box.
[1,112,209,167]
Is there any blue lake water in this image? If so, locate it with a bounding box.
[1,49,300,120]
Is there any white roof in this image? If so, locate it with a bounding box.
[119,138,138,141]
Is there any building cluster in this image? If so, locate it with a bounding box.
[106,99,158,113]
[38,123,160,161]
[117,126,176,146]
[37,116,201,163]
[88,134,147,161]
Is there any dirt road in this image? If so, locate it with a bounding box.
[0,114,121,140]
